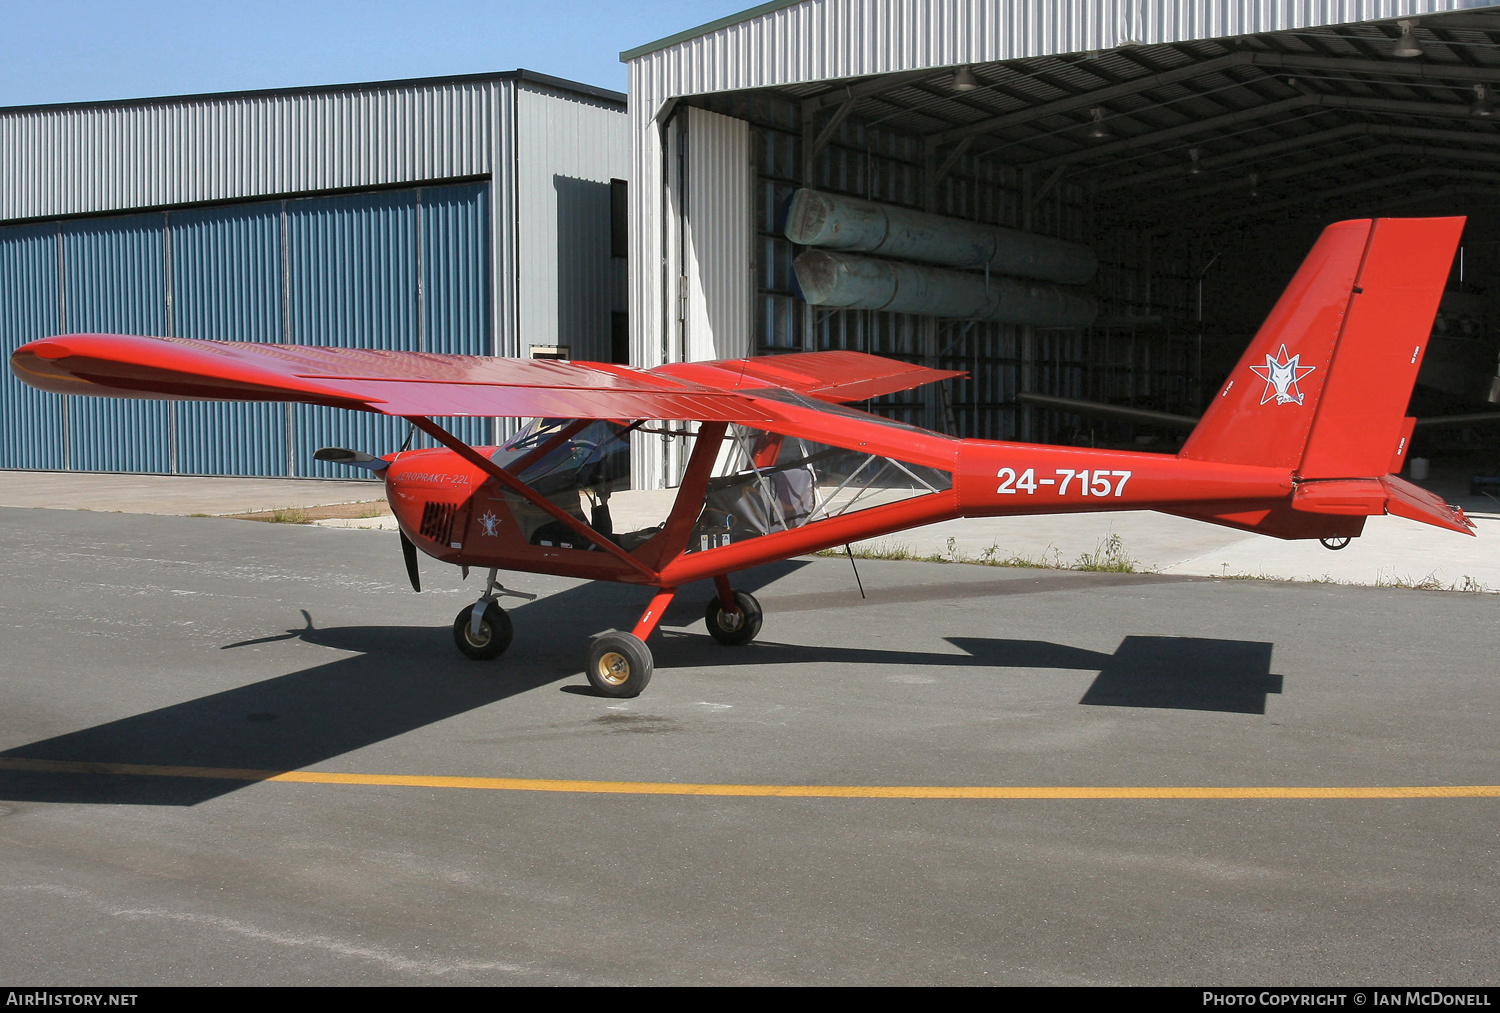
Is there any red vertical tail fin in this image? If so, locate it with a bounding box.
[1180,217,1464,480]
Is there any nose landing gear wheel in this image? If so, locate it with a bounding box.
[453,602,513,660]
[704,590,763,646]
[586,632,653,697]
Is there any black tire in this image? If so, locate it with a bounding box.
[586,632,653,698]
[704,590,763,646]
[453,602,513,660]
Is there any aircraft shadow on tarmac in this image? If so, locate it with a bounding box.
[0,564,1280,806]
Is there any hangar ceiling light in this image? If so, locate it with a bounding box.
[1472,84,1497,118]
[1392,20,1425,59]
[1087,107,1109,140]
[951,66,979,92]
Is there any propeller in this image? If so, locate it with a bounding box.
[312,446,389,473]
[314,446,416,591]
[400,530,422,593]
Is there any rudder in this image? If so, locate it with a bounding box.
[1297,217,1464,479]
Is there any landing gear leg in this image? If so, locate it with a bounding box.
[585,587,675,698]
[704,575,762,646]
[452,567,535,661]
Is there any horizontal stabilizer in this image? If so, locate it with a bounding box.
[1291,479,1388,516]
[1288,476,1473,534]
[1380,475,1476,535]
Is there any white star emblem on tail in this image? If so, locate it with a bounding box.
[1249,344,1316,406]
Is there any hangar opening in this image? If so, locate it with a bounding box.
[629,5,1500,501]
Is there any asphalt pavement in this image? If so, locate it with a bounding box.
[0,507,1496,984]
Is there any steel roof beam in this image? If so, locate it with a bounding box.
[1161,167,1500,230]
[1181,183,1500,241]
[1131,144,1500,206]
[802,69,942,114]
[1095,123,1371,191]
[1097,122,1500,192]
[927,50,1500,158]
[1377,183,1500,212]
[807,96,858,159]
[1030,90,1500,172]
[926,51,1256,146]
[1261,52,1500,85]
[1025,96,1315,170]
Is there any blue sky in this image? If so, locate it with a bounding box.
[0,1,752,106]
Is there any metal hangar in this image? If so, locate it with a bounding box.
[0,70,627,477]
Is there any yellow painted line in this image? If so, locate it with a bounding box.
[1,757,1497,799]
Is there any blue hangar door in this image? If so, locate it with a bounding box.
[0,181,491,477]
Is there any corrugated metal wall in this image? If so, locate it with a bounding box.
[61,214,173,473]
[514,84,631,363]
[0,181,492,475]
[171,201,287,476]
[1,80,500,222]
[0,223,64,469]
[683,106,753,363]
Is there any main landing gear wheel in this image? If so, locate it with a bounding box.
[704,590,763,646]
[586,632,653,698]
[453,602,513,660]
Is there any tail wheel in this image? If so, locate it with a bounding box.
[704,590,763,646]
[586,632,653,697]
[1320,535,1352,551]
[453,602,513,660]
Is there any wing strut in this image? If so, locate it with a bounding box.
[403,416,660,582]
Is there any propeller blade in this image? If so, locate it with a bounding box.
[313,446,389,473]
[400,530,421,593]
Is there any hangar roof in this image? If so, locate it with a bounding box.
[642,3,1500,234]
[0,68,624,117]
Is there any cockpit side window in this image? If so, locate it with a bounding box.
[688,425,952,552]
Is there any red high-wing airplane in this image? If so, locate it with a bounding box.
[10,217,1476,697]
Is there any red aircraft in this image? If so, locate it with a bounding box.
[10,216,1475,697]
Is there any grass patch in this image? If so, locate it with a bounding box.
[818,533,1142,574]
[1071,533,1137,572]
[1208,566,1492,593]
[1374,570,1490,593]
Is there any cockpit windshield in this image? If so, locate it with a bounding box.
[489,419,636,548]
[492,418,631,497]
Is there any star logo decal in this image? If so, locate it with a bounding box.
[1249,344,1316,406]
[478,510,501,537]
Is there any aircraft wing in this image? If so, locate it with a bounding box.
[654,350,963,403]
[10,333,778,423]
[11,334,959,423]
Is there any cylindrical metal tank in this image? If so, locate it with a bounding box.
[783,188,1098,285]
[793,249,1098,328]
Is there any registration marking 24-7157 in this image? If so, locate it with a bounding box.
[997,468,1132,496]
